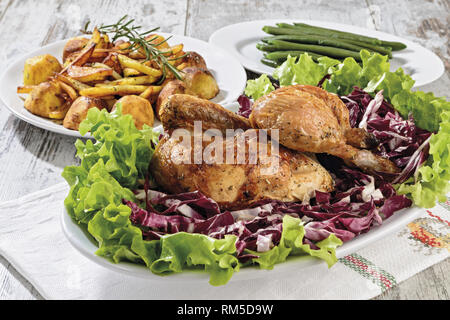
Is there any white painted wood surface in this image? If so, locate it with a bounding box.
[0,0,448,300]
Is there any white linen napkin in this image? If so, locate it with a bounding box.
[0,182,448,300]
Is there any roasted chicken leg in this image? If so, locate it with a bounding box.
[150,94,334,209]
[250,85,400,174]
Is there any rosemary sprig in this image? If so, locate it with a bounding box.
[82,15,184,83]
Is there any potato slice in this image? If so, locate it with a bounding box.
[60,43,96,74]
[91,62,122,80]
[79,85,149,97]
[58,81,78,100]
[95,75,157,87]
[122,68,142,77]
[23,54,62,85]
[113,95,154,129]
[117,54,162,77]
[63,96,108,130]
[54,73,91,91]
[67,66,113,82]
[102,53,123,75]
[140,85,162,99]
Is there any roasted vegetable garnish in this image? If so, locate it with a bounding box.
[17,16,219,130]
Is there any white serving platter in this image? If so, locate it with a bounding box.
[61,102,424,284]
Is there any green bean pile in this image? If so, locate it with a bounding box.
[258,22,407,67]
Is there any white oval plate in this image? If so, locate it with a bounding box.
[0,33,247,138]
[61,102,423,283]
[209,19,444,87]
[61,200,422,283]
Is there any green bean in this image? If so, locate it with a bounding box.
[264,50,324,62]
[261,35,391,57]
[277,23,383,45]
[339,39,392,56]
[260,58,281,68]
[266,39,362,61]
[291,22,406,51]
[256,42,279,52]
[378,40,406,51]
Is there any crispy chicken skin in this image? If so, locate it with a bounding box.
[150,130,334,210]
[159,94,252,133]
[250,85,400,174]
[150,94,334,209]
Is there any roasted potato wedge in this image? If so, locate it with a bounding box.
[182,67,219,100]
[182,51,207,70]
[63,37,89,62]
[58,81,78,100]
[155,80,186,118]
[140,85,162,99]
[102,53,123,75]
[79,84,149,97]
[91,62,122,80]
[24,81,68,119]
[113,95,154,129]
[145,34,170,50]
[54,73,91,91]
[67,66,113,82]
[95,75,157,87]
[23,54,62,85]
[122,68,142,77]
[117,54,162,77]
[63,96,108,130]
[61,42,96,72]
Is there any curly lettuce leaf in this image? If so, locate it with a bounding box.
[88,202,240,286]
[273,54,339,87]
[245,54,339,100]
[150,233,239,286]
[245,50,449,208]
[248,215,342,269]
[244,73,275,100]
[62,106,241,286]
[77,105,159,188]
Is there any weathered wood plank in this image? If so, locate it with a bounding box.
[186,0,373,41]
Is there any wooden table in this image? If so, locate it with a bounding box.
[0,0,448,300]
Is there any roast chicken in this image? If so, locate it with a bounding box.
[250,85,400,175]
[150,94,334,210]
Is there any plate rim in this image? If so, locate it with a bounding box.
[0,33,247,138]
[209,19,445,87]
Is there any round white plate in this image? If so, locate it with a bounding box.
[209,19,444,87]
[61,102,423,283]
[0,33,247,138]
